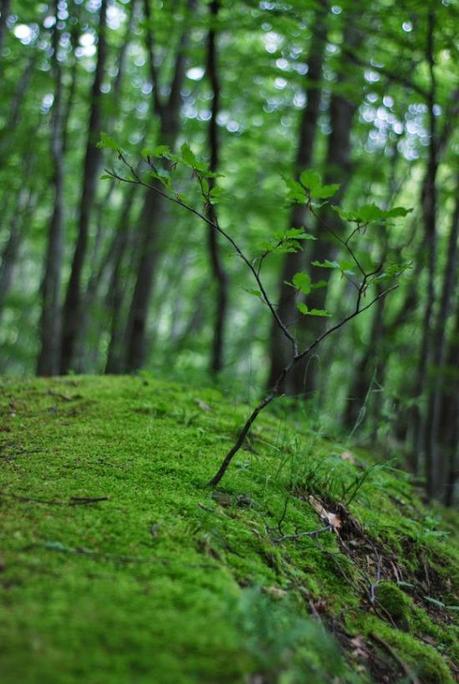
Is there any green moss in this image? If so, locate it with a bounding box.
[356,616,455,684]
[0,375,457,683]
[376,581,412,630]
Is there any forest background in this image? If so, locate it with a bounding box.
[0,0,458,504]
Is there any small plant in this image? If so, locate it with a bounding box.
[101,136,410,487]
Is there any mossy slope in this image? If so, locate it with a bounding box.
[0,376,457,683]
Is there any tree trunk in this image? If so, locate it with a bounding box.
[0,186,34,321]
[0,0,11,59]
[123,0,195,372]
[37,2,65,376]
[410,10,438,490]
[60,0,108,373]
[291,21,364,397]
[206,0,228,374]
[424,180,459,498]
[267,14,326,391]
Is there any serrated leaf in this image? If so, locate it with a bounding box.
[244,288,262,298]
[284,227,316,240]
[312,259,340,269]
[307,308,332,317]
[98,132,119,151]
[291,272,312,294]
[283,177,307,203]
[315,183,340,199]
[300,169,321,190]
[310,279,328,290]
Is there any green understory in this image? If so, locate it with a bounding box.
[0,375,458,683]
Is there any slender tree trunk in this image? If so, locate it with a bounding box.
[410,10,438,490]
[60,0,108,374]
[0,0,11,59]
[206,0,228,374]
[440,307,459,507]
[75,0,138,371]
[123,0,195,372]
[291,21,364,397]
[0,185,34,321]
[424,180,459,497]
[104,189,139,373]
[37,3,65,376]
[267,15,326,390]
[0,52,36,159]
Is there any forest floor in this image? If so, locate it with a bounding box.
[0,375,458,683]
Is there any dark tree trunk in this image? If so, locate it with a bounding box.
[60,0,108,374]
[0,0,11,59]
[206,0,228,374]
[410,10,438,490]
[267,15,326,390]
[424,181,459,498]
[0,185,34,320]
[291,22,364,397]
[37,2,65,376]
[123,0,195,372]
[76,0,138,372]
[104,189,139,374]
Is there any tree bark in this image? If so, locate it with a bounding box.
[424,180,459,498]
[0,185,34,321]
[60,0,108,373]
[290,20,364,397]
[410,10,438,489]
[206,0,228,374]
[123,0,195,372]
[0,0,11,59]
[37,2,65,376]
[267,14,326,390]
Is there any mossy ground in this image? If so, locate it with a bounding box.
[0,375,457,683]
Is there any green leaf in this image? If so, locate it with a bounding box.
[315,183,340,199]
[299,170,339,199]
[308,308,332,317]
[179,143,209,173]
[291,272,312,294]
[296,302,331,317]
[180,143,197,166]
[283,227,316,240]
[310,279,328,290]
[244,288,262,298]
[296,302,309,315]
[385,206,413,218]
[300,169,321,190]
[98,132,120,151]
[312,259,340,269]
[283,177,307,203]
[333,203,413,223]
[209,186,224,203]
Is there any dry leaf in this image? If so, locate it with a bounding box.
[340,450,357,464]
[350,636,369,659]
[195,399,211,412]
[264,586,287,600]
[308,495,342,531]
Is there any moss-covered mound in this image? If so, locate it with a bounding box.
[0,376,458,683]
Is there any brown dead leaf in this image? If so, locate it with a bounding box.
[308,495,342,531]
[263,585,287,600]
[350,635,369,660]
[211,491,232,507]
[195,399,211,412]
[340,450,357,464]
